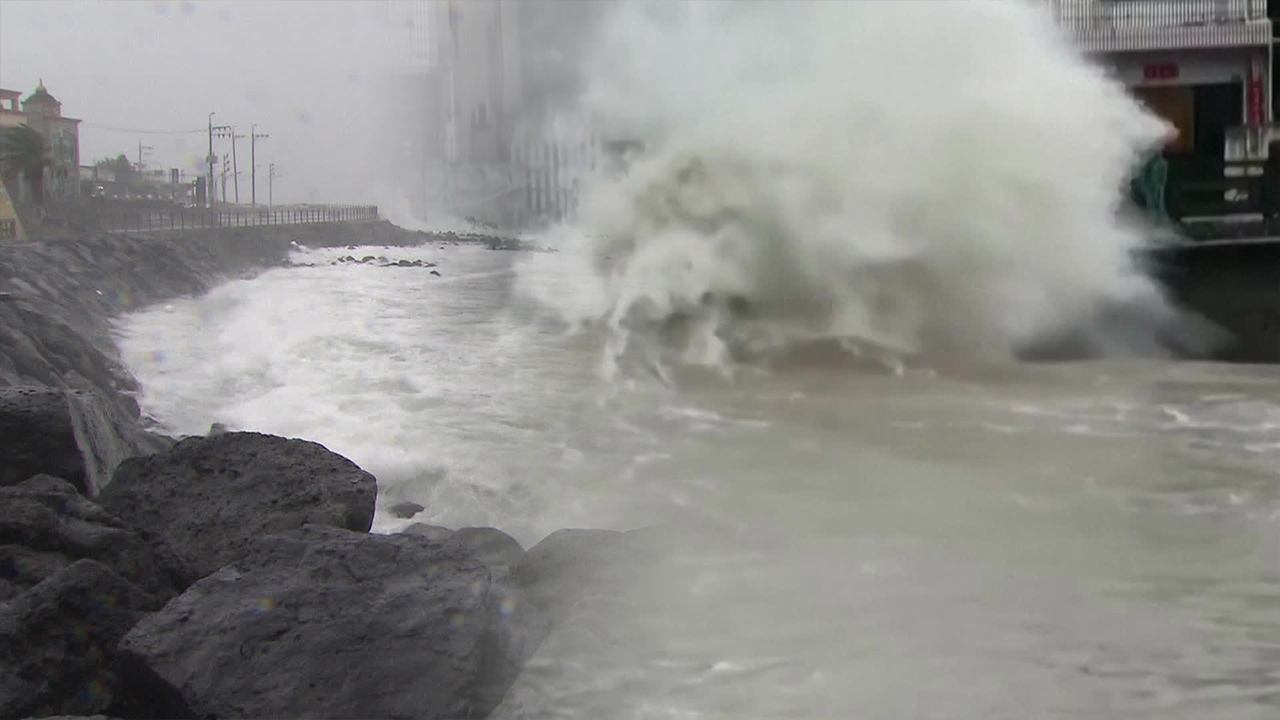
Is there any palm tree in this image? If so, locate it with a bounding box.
[0,124,51,205]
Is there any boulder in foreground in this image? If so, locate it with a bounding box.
[0,386,169,496]
[0,559,159,718]
[118,525,496,720]
[452,526,524,573]
[97,432,377,579]
[487,596,652,720]
[0,474,191,602]
[506,529,646,651]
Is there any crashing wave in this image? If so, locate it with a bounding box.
[516,0,1205,379]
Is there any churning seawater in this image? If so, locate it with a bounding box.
[116,242,1280,719]
[117,1,1280,716]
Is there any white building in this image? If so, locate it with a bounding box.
[396,1,1276,226]
[1052,0,1272,158]
[1051,0,1275,217]
[383,0,612,227]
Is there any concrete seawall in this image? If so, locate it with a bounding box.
[1145,239,1280,364]
[0,220,430,424]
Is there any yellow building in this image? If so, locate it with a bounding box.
[0,179,25,242]
[0,81,83,201]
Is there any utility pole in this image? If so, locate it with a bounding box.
[230,127,245,204]
[250,124,269,205]
[268,163,276,206]
[207,113,231,206]
[207,112,216,207]
[137,141,153,172]
[221,152,230,207]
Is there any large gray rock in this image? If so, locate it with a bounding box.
[452,526,525,573]
[0,299,141,419]
[492,527,652,692]
[25,716,119,719]
[0,559,160,719]
[118,525,500,720]
[492,521,744,696]
[22,716,118,720]
[400,522,454,541]
[506,530,644,640]
[387,500,425,518]
[490,520,761,718]
[97,432,377,579]
[0,386,168,496]
[487,596,654,720]
[0,474,191,602]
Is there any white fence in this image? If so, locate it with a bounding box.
[1051,0,1271,52]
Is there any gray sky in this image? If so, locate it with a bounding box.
[0,0,406,204]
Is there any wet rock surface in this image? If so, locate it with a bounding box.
[0,220,674,720]
[0,454,715,720]
[97,432,377,580]
[329,255,439,268]
[0,474,191,602]
[453,527,525,573]
[29,716,119,719]
[400,522,456,541]
[505,529,649,656]
[0,221,431,420]
[388,500,426,519]
[0,387,169,496]
[0,559,160,719]
[118,525,498,720]
[487,596,654,720]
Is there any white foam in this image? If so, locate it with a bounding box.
[516,0,1173,375]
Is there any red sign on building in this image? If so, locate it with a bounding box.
[1248,54,1265,128]
[1142,63,1179,81]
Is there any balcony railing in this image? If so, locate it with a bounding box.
[1054,0,1267,27]
[1053,0,1271,52]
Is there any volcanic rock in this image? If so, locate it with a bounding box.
[97,432,377,579]
[0,474,191,602]
[118,525,499,719]
[0,559,159,718]
[0,386,169,496]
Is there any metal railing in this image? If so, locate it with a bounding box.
[1053,0,1267,28]
[1052,0,1271,51]
[99,204,379,234]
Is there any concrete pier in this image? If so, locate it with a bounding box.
[1144,238,1280,363]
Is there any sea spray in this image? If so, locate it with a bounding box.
[515,0,1182,374]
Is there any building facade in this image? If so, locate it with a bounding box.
[383,0,448,220]
[1052,0,1274,218]
[0,89,25,128]
[386,0,613,228]
[407,1,1278,226]
[424,0,529,225]
[0,81,83,201]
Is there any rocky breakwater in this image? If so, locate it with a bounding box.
[0,220,436,497]
[0,220,709,718]
[0,428,711,719]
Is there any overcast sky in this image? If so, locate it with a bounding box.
[0,0,408,204]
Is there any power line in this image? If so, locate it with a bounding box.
[80,122,206,135]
